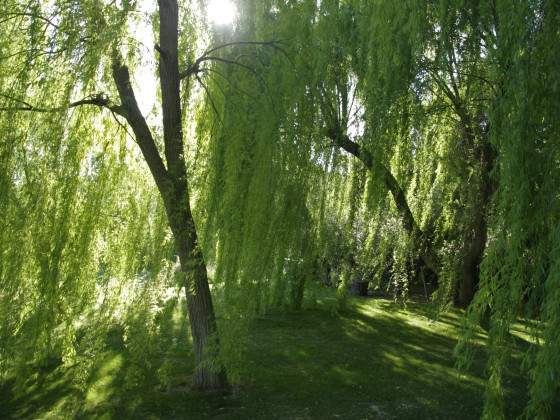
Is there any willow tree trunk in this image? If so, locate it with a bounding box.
[327,125,496,308]
[456,211,487,307]
[109,0,227,390]
[166,183,227,389]
[455,136,495,307]
[158,0,226,389]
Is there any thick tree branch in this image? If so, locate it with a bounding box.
[325,124,436,273]
[111,55,170,197]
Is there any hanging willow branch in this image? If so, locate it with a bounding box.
[204,68,258,102]
[0,11,60,29]
[175,40,287,129]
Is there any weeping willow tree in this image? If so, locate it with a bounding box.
[0,0,317,391]
[206,0,560,414]
[313,0,559,416]
[296,0,498,308]
[0,0,286,390]
[216,0,560,416]
[2,0,559,415]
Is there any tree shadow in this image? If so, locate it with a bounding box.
[1,325,139,419]
[1,296,552,419]
[0,360,75,419]
[220,296,533,419]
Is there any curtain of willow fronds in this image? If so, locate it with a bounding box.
[243,0,432,301]
[190,2,321,381]
[413,114,486,307]
[457,1,560,417]
[354,0,559,414]
[327,0,560,416]
[0,0,179,391]
[0,104,176,390]
[355,0,476,301]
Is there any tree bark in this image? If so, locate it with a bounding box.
[109,0,227,390]
[168,196,227,389]
[158,0,226,389]
[455,132,495,307]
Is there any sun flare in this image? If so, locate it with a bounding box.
[207,0,236,26]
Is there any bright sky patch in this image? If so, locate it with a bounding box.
[207,0,236,26]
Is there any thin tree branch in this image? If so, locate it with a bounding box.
[180,56,258,79]
[202,41,288,57]
[109,110,135,142]
[179,40,293,80]
[0,93,124,115]
[232,52,256,62]
[202,72,229,102]
[195,74,227,132]
[0,47,66,60]
[204,68,258,102]
[1,12,60,29]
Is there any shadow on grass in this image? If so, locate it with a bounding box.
[0,296,550,419]
[0,325,163,419]
[213,297,532,420]
[0,361,74,419]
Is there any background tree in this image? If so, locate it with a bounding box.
[308,0,500,308]
[457,1,560,418]
[217,0,560,416]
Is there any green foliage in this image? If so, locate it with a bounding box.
[0,0,179,392]
[193,34,319,379]
[1,0,559,415]
[454,1,560,417]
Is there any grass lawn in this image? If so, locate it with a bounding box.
[0,295,550,419]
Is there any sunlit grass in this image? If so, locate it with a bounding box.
[85,354,124,405]
[1,295,557,419]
